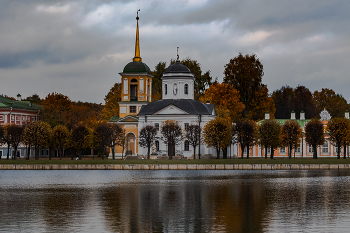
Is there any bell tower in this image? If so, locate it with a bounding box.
[118,10,153,119]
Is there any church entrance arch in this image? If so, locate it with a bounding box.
[126,133,136,155]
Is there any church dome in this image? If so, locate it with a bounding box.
[123,61,152,74]
[164,61,192,74]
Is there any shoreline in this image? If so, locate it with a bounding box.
[0,164,350,170]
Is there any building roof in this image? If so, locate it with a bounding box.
[123,61,152,74]
[258,118,311,127]
[138,99,215,116]
[0,95,42,111]
[164,61,192,74]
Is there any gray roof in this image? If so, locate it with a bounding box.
[164,61,192,74]
[138,99,215,116]
[123,61,152,74]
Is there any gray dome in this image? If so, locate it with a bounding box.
[164,61,191,74]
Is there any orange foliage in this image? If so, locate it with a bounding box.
[247,85,276,121]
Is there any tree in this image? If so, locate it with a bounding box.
[294,86,318,119]
[115,128,127,159]
[170,58,215,100]
[0,125,4,159]
[305,119,325,159]
[313,88,348,118]
[41,93,73,127]
[200,83,245,121]
[151,62,166,101]
[203,118,232,159]
[23,121,52,160]
[247,84,276,121]
[71,125,90,160]
[65,102,102,130]
[3,124,11,159]
[280,120,303,159]
[160,120,182,159]
[94,122,113,160]
[101,83,122,121]
[139,125,157,159]
[257,119,281,159]
[224,53,263,117]
[52,125,69,160]
[272,86,295,119]
[234,119,257,159]
[327,118,350,159]
[7,124,24,160]
[24,94,42,105]
[184,124,202,159]
[109,124,123,160]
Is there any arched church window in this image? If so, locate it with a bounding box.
[165,84,167,95]
[130,78,138,83]
[184,140,189,151]
[184,84,188,94]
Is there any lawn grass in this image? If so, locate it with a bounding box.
[1,157,350,165]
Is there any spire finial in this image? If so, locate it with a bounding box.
[133,9,142,62]
[176,47,179,62]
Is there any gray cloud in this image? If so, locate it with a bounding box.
[1,0,350,104]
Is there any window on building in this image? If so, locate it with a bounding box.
[184,123,189,130]
[322,141,329,153]
[154,123,159,131]
[130,106,136,113]
[308,145,313,153]
[280,147,286,154]
[295,144,301,153]
[184,84,188,94]
[335,144,343,154]
[165,84,167,95]
[184,140,189,151]
[243,147,247,154]
[156,141,160,151]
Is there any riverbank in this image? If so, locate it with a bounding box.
[1,163,350,170]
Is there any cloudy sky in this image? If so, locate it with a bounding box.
[1,0,350,104]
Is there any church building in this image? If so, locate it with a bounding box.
[110,12,217,159]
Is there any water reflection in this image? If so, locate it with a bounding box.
[0,170,350,232]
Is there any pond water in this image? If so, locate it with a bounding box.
[0,170,350,232]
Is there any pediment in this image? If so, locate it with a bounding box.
[118,115,139,122]
[154,104,189,115]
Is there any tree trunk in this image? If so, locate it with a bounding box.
[313,145,317,159]
[35,148,39,160]
[246,146,250,159]
[13,146,17,160]
[112,143,115,160]
[102,147,104,160]
[223,147,227,159]
[49,147,52,160]
[27,146,31,160]
[216,149,220,159]
[79,149,82,160]
[288,145,292,159]
[270,147,274,159]
[265,146,268,159]
[193,146,197,160]
[7,144,10,160]
[241,144,245,159]
[147,145,150,159]
[344,145,347,159]
[337,144,341,159]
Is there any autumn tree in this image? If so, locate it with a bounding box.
[161,120,182,159]
[116,128,127,159]
[257,119,281,159]
[0,125,4,159]
[41,93,73,127]
[94,122,113,160]
[294,86,318,119]
[23,121,51,160]
[66,102,102,130]
[170,58,215,100]
[151,62,166,101]
[101,83,122,121]
[327,118,350,159]
[247,84,276,121]
[305,119,325,159]
[52,125,70,160]
[200,83,245,121]
[3,124,11,159]
[224,53,263,117]
[203,118,232,159]
[184,124,202,159]
[24,93,42,105]
[313,88,348,118]
[139,125,157,159]
[7,124,24,160]
[280,120,303,159]
[234,119,257,159]
[110,124,123,160]
[272,86,295,119]
[71,125,90,160]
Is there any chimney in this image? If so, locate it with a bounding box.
[265,111,270,119]
[17,93,21,101]
[291,111,295,120]
[345,110,349,119]
[300,111,305,120]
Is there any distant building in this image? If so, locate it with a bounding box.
[0,94,42,158]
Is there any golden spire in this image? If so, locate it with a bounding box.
[133,9,142,62]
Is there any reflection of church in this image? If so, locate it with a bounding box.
[110,12,217,159]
